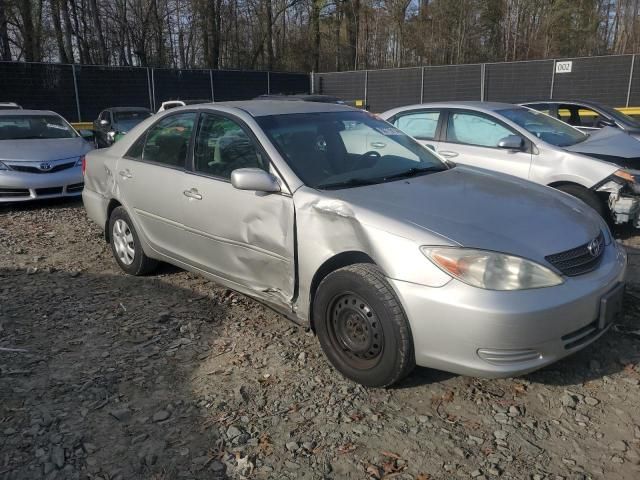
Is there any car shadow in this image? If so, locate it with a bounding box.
[0,196,83,212]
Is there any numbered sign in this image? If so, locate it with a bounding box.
[555,61,573,74]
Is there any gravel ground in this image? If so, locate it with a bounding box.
[1,198,640,480]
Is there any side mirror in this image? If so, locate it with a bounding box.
[597,118,616,128]
[497,135,524,150]
[99,119,110,127]
[231,168,280,193]
[79,129,94,140]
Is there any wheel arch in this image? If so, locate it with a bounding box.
[104,198,123,242]
[308,251,377,332]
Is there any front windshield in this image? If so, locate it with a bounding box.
[499,107,587,147]
[598,104,640,128]
[0,115,77,140]
[256,111,447,189]
[115,110,152,131]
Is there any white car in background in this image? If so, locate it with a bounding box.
[382,102,640,227]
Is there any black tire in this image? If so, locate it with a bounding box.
[556,184,606,218]
[108,206,158,276]
[313,263,415,387]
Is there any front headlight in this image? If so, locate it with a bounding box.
[0,161,11,171]
[421,247,563,290]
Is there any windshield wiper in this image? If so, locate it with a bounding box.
[315,177,380,190]
[382,166,445,181]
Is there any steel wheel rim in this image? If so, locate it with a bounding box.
[328,292,383,368]
[112,219,135,265]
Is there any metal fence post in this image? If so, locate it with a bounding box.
[420,67,424,103]
[550,60,556,99]
[364,70,368,109]
[627,55,635,107]
[480,63,485,101]
[267,71,271,94]
[150,68,156,112]
[210,69,215,102]
[146,68,153,110]
[71,64,81,122]
[310,71,314,94]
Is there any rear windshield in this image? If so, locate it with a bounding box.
[115,111,151,122]
[0,115,77,140]
[499,107,587,147]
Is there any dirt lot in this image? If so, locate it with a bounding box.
[1,199,639,480]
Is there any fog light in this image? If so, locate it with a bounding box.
[477,348,541,365]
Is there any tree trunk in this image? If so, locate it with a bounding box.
[0,0,11,60]
[52,0,69,63]
[311,0,321,71]
[266,0,274,70]
[89,0,107,63]
[17,0,37,61]
[60,0,75,63]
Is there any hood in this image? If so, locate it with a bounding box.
[326,166,603,264]
[564,126,640,159]
[0,137,92,163]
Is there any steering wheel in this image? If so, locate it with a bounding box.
[352,150,381,169]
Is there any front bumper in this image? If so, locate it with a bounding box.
[391,241,627,377]
[0,167,84,202]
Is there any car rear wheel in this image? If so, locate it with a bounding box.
[108,206,158,275]
[313,263,415,387]
[556,184,607,219]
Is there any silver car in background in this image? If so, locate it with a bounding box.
[382,102,640,227]
[83,101,626,387]
[0,110,93,202]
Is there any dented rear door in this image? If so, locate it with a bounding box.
[179,112,296,302]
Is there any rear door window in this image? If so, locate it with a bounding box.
[392,111,441,140]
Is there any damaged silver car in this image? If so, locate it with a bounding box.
[382,102,640,227]
[83,101,626,387]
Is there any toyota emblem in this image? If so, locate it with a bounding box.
[587,237,602,258]
[39,162,52,170]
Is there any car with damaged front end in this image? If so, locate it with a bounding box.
[382,102,640,228]
[82,100,626,387]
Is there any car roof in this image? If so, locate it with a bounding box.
[196,99,356,117]
[255,94,344,103]
[0,109,59,116]
[414,101,519,111]
[521,99,606,108]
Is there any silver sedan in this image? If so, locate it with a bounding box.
[83,101,626,387]
[381,102,640,227]
[0,110,93,202]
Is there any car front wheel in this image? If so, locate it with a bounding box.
[313,263,415,387]
[556,184,607,219]
[108,206,158,275]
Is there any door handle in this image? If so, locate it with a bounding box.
[118,169,132,178]
[370,141,386,149]
[183,188,202,200]
[438,150,459,159]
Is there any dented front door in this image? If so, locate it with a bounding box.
[179,112,295,302]
[180,177,295,300]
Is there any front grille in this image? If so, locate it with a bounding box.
[66,182,84,193]
[0,187,30,198]
[35,187,63,196]
[545,232,604,276]
[10,161,76,174]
